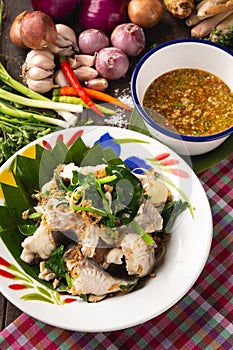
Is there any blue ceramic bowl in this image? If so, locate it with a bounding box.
[131,39,233,156]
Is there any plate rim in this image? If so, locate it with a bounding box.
[0,126,213,332]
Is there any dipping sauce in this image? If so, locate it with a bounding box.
[143,68,233,136]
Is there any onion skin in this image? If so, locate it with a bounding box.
[78,0,127,34]
[30,0,80,21]
[111,23,146,56]
[19,11,57,50]
[10,11,28,48]
[95,47,129,80]
[128,0,163,28]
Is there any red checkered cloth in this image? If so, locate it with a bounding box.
[0,155,233,350]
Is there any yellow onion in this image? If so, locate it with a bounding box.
[128,0,163,28]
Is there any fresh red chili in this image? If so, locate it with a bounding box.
[60,56,104,117]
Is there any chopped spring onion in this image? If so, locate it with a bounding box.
[131,220,155,245]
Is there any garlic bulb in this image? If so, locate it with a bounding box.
[22,49,55,93]
[50,24,79,56]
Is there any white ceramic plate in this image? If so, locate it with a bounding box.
[0,126,213,332]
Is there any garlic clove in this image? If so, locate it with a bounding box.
[24,54,55,70]
[73,66,99,82]
[55,24,79,51]
[54,69,70,87]
[55,34,74,48]
[50,44,74,57]
[25,49,54,62]
[59,47,75,57]
[67,56,81,69]
[74,54,97,67]
[26,66,54,80]
[26,77,55,93]
[49,44,63,55]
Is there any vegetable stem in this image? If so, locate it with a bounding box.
[52,95,116,115]
[0,100,69,128]
[131,220,155,245]
[53,86,133,111]
[0,88,83,114]
[72,205,108,217]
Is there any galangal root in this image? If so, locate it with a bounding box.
[163,0,195,18]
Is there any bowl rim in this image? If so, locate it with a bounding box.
[131,38,233,142]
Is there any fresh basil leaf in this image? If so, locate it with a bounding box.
[161,200,190,232]
[104,165,143,225]
[45,245,66,277]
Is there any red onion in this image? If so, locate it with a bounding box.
[78,29,109,55]
[30,0,79,21]
[95,47,129,80]
[111,23,146,56]
[78,0,127,34]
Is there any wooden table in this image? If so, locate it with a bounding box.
[0,0,190,331]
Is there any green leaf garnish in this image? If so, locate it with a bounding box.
[160,200,190,232]
[18,224,38,236]
[45,245,66,277]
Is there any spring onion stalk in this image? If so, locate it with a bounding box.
[0,100,69,128]
[0,63,78,125]
[72,205,108,217]
[131,220,155,245]
[52,95,116,115]
[0,88,83,113]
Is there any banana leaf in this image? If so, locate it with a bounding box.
[0,136,124,288]
[0,137,89,286]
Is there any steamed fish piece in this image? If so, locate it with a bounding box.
[64,246,137,296]
[120,233,157,277]
[135,199,163,233]
[20,219,56,264]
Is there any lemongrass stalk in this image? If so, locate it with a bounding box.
[186,12,202,26]
[0,62,78,125]
[0,100,69,128]
[197,0,232,19]
[215,12,233,29]
[186,0,210,26]
[191,9,233,37]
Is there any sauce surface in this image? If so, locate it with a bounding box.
[143,68,233,136]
